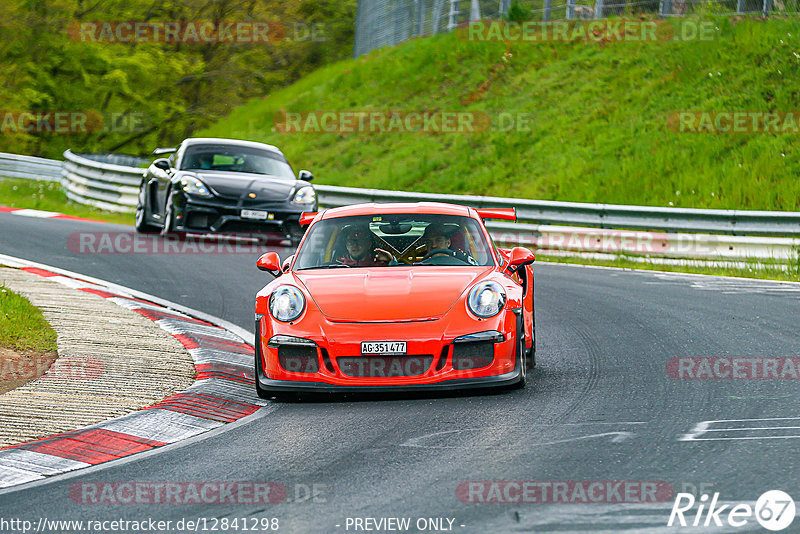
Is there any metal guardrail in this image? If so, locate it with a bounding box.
[61,150,143,212]
[0,151,798,266]
[313,184,800,237]
[0,152,63,182]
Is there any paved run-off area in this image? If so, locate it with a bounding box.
[0,267,195,447]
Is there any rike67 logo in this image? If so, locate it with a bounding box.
[668,490,795,531]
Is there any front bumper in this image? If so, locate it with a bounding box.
[255,368,522,394]
[254,309,523,394]
[173,194,312,235]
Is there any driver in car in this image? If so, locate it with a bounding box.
[337,225,392,266]
[420,223,478,264]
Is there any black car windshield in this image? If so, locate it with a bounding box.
[181,145,295,179]
[294,214,496,270]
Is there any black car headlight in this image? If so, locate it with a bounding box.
[180,176,212,197]
[292,186,316,205]
[269,286,305,322]
[467,281,506,318]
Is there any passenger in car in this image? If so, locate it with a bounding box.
[337,225,392,266]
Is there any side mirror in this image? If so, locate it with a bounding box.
[153,158,170,171]
[298,170,313,182]
[257,252,282,275]
[506,247,535,271]
[281,254,295,272]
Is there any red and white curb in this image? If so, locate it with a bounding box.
[0,260,267,489]
[0,206,106,224]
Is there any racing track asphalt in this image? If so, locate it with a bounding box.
[1,211,800,533]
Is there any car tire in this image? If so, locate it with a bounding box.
[134,182,158,233]
[255,352,271,400]
[526,319,536,369]
[255,326,295,402]
[510,317,527,390]
[254,322,272,400]
[160,190,178,237]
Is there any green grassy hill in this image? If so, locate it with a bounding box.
[200,17,800,210]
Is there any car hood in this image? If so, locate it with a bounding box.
[189,171,298,200]
[294,268,491,322]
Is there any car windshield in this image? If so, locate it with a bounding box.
[181,145,295,179]
[294,214,496,270]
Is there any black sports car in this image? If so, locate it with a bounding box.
[135,137,316,245]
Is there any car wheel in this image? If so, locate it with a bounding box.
[160,190,178,237]
[255,330,295,402]
[255,351,271,400]
[526,320,536,369]
[510,318,527,390]
[134,182,158,233]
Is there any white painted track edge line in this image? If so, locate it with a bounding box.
[0,253,255,343]
[538,259,800,286]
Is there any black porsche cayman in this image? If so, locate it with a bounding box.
[135,137,316,245]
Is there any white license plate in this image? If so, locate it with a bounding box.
[241,210,272,220]
[361,341,407,355]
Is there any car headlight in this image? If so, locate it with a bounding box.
[467,281,506,318]
[180,176,212,197]
[269,286,305,322]
[292,186,316,204]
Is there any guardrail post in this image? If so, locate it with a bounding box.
[433,0,444,32]
[470,0,481,20]
[498,0,510,18]
[543,0,552,21]
[447,0,459,30]
[594,0,604,18]
[566,0,575,19]
[762,0,772,16]
[417,0,426,34]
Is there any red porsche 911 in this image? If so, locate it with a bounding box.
[254,202,535,397]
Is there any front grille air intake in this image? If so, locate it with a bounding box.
[278,345,319,373]
[338,356,433,377]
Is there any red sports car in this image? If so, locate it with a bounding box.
[254,202,535,396]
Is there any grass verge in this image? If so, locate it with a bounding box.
[201,15,800,211]
[0,179,133,226]
[0,284,58,353]
[0,282,58,395]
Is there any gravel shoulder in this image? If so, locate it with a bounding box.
[0,267,195,447]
